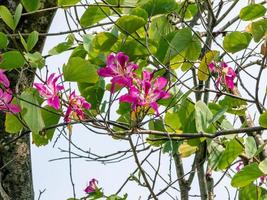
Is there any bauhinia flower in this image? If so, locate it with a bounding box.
[84,178,98,194]
[64,91,91,123]
[97,52,139,93]
[119,70,170,115]
[0,89,20,113]
[0,70,10,88]
[208,61,236,90]
[34,73,64,110]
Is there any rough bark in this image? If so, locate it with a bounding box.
[0,1,56,199]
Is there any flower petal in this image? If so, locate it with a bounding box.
[0,70,10,88]
[47,95,61,110]
[154,77,167,90]
[150,102,159,116]
[7,104,21,113]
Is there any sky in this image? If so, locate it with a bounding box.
[30,1,265,199]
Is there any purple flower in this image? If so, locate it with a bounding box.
[260,176,267,185]
[222,65,236,90]
[0,70,10,88]
[209,61,236,91]
[34,73,64,110]
[84,178,98,194]
[119,70,170,115]
[235,162,243,171]
[0,89,20,113]
[64,91,91,123]
[208,62,216,73]
[97,52,139,93]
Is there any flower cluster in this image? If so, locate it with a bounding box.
[208,61,236,91]
[98,52,170,115]
[0,70,20,113]
[84,178,98,194]
[34,73,91,123]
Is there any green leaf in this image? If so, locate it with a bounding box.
[251,19,267,42]
[22,0,40,12]
[117,102,131,115]
[260,111,267,128]
[24,52,45,68]
[176,2,198,20]
[162,140,180,154]
[92,32,117,51]
[147,119,167,147]
[107,194,127,200]
[219,96,247,116]
[80,6,110,27]
[164,111,181,132]
[0,32,9,49]
[5,113,24,134]
[149,15,175,41]
[167,28,199,60]
[27,31,39,51]
[238,183,262,200]
[195,101,214,133]
[48,42,73,55]
[240,4,266,21]
[20,89,45,133]
[48,34,74,55]
[231,163,264,188]
[19,32,28,51]
[33,106,60,146]
[198,50,219,81]
[223,31,252,53]
[0,6,15,30]
[217,138,243,170]
[139,0,177,16]
[116,15,146,34]
[63,57,99,83]
[208,141,224,170]
[130,7,148,21]
[78,78,105,110]
[83,34,93,52]
[245,137,257,158]
[14,4,23,29]
[259,159,267,174]
[115,38,157,59]
[0,51,25,69]
[208,107,227,124]
[70,45,87,58]
[156,28,201,64]
[58,0,80,6]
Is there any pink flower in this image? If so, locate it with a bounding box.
[119,70,170,115]
[34,73,64,110]
[97,52,139,93]
[0,70,10,88]
[64,91,91,123]
[209,62,236,91]
[222,66,236,90]
[260,176,267,185]
[0,89,20,113]
[84,178,98,194]
[235,162,243,171]
[208,62,216,73]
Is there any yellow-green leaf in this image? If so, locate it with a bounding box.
[197,50,219,81]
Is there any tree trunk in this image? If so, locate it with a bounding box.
[0,1,56,199]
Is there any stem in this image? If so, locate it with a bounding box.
[128,136,158,200]
[173,153,189,200]
[196,146,208,200]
